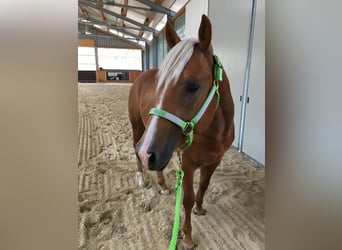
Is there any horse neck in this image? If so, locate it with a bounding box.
[217,69,235,124]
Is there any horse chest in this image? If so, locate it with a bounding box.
[187,134,225,166]
[187,115,230,166]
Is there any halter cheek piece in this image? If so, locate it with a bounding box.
[149,55,223,150]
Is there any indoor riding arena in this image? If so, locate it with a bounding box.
[78,0,265,249]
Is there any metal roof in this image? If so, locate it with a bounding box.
[78,0,189,49]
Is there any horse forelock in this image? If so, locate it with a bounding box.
[157,38,199,91]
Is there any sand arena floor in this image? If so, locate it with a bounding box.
[78,83,265,250]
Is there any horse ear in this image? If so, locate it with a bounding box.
[165,20,181,49]
[198,15,212,51]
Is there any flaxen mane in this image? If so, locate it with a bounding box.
[157,38,198,90]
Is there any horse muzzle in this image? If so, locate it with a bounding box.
[135,130,182,171]
[135,141,172,171]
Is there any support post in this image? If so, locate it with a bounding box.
[238,0,257,152]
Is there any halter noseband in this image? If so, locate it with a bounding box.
[149,55,223,150]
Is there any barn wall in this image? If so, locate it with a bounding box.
[184,0,208,38]
[240,0,265,166]
[186,0,265,166]
[208,0,265,166]
[208,0,250,150]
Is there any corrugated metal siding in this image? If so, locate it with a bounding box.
[78,33,142,49]
[174,13,185,39]
[157,32,167,67]
[149,40,157,69]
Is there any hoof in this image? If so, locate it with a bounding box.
[136,172,146,188]
[182,235,195,250]
[183,244,196,250]
[193,208,207,216]
[138,182,147,188]
[158,189,171,195]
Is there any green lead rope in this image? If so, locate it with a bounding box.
[169,169,184,250]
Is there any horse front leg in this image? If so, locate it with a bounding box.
[135,162,146,188]
[194,161,220,215]
[156,171,170,195]
[131,120,147,188]
[182,157,195,250]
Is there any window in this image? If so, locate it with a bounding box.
[78,47,96,70]
[97,48,142,71]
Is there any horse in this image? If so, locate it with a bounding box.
[128,15,234,250]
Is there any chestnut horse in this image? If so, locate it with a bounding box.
[128,15,234,249]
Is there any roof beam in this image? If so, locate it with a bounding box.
[119,0,128,27]
[79,23,123,39]
[138,0,163,38]
[80,0,171,14]
[95,0,108,32]
[79,14,143,31]
[79,0,157,34]
[78,3,89,17]
[79,14,148,42]
[79,28,135,43]
[121,0,128,16]
[135,0,176,17]
[78,31,143,49]
[79,19,148,43]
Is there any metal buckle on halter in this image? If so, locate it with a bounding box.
[183,122,194,136]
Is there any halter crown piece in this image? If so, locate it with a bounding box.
[149,55,223,150]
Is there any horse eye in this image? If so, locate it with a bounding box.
[186,83,200,93]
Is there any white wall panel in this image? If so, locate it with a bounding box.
[186,0,265,165]
[209,0,251,147]
[185,0,208,38]
[243,0,265,165]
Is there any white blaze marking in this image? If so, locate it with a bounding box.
[137,85,171,168]
[138,115,158,168]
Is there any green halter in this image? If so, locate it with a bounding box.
[149,55,223,150]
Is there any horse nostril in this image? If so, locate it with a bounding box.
[148,152,156,167]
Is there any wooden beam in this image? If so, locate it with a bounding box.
[119,0,128,27]
[171,5,186,21]
[95,0,108,32]
[121,0,128,16]
[135,0,175,16]
[78,38,95,47]
[139,0,163,37]
[78,3,89,17]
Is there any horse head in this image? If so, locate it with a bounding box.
[136,15,218,171]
